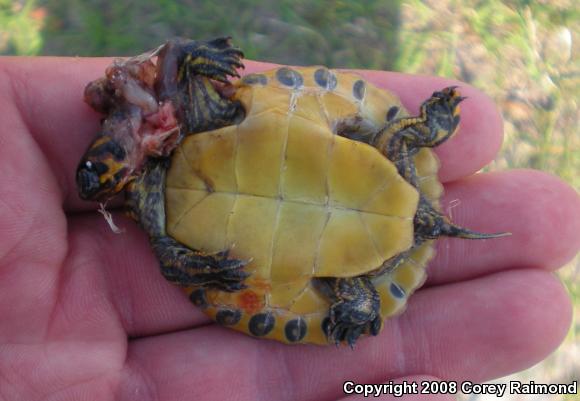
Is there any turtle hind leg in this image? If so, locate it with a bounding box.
[334,115,383,145]
[373,86,465,161]
[315,276,382,347]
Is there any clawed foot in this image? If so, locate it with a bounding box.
[153,237,249,292]
[376,86,466,167]
[420,86,465,147]
[326,300,382,347]
[197,248,250,292]
[180,36,245,83]
[317,277,382,347]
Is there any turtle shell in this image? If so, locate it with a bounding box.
[165,67,441,344]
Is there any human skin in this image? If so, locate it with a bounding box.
[0,57,579,401]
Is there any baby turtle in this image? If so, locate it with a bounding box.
[77,37,506,345]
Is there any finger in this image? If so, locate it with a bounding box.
[428,169,580,285]
[337,376,457,401]
[0,57,114,212]
[0,64,68,340]
[245,61,504,183]
[65,213,210,337]
[120,269,570,401]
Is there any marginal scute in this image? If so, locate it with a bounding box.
[276,67,304,88]
[285,318,307,342]
[216,308,242,326]
[386,106,399,121]
[389,282,406,299]
[353,79,366,101]
[241,73,268,86]
[249,313,275,336]
[287,283,328,314]
[314,67,338,91]
[189,289,208,308]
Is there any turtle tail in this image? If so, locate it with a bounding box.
[415,196,510,242]
[439,222,511,239]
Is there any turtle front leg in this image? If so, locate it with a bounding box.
[152,236,248,292]
[126,160,249,292]
[155,37,246,133]
[315,276,382,346]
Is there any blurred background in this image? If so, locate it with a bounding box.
[1,0,578,399]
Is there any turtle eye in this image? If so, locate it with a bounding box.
[76,160,110,200]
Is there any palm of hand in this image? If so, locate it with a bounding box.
[0,58,579,401]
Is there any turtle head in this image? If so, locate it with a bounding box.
[76,134,134,202]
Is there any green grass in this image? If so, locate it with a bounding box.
[34,0,401,69]
[0,0,43,54]
[398,0,579,190]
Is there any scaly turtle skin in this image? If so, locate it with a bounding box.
[76,38,506,346]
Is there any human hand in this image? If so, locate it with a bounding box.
[0,57,579,401]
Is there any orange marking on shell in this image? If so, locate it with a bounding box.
[251,278,272,292]
[238,290,265,314]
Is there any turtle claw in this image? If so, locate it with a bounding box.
[326,302,381,347]
[328,321,365,347]
[317,276,381,346]
[327,319,380,347]
[194,249,249,292]
[182,37,245,83]
[153,236,249,292]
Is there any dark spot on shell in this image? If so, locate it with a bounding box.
[390,282,405,299]
[216,308,242,326]
[321,316,331,337]
[276,67,303,88]
[241,73,268,86]
[314,68,337,90]
[284,318,307,342]
[453,115,461,129]
[386,106,399,121]
[189,289,208,309]
[249,313,275,336]
[353,80,366,101]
